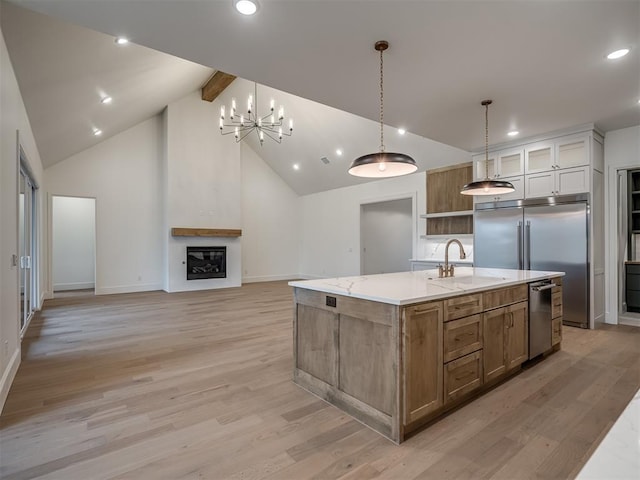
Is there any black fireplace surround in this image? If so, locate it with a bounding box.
[186,246,227,280]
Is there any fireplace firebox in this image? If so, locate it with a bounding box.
[186,246,226,280]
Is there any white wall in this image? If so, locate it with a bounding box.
[164,91,242,292]
[604,125,640,324]
[0,25,45,411]
[241,142,300,282]
[52,196,95,291]
[45,117,164,295]
[299,173,427,278]
[361,198,413,274]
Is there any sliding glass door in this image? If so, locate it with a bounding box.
[19,164,37,332]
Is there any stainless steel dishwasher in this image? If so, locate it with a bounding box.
[529,280,557,359]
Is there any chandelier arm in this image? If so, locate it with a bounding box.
[261,129,283,143]
[236,129,255,143]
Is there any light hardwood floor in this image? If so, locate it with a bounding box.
[1,281,639,479]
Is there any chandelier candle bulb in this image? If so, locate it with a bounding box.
[219,118,223,130]
[248,95,252,113]
[279,127,283,139]
[279,107,284,120]
[271,115,275,126]
[234,127,239,139]
[270,99,275,111]
[289,119,293,131]
[220,105,225,119]
[240,115,244,126]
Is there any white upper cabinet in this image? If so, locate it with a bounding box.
[525,134,589,174]
[555,134,589,169]
[473,148,523,181]
[525,141,554,174]
[525,166,589,198]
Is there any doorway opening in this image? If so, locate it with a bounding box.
[360,197,414,275]
[52,196,96,297]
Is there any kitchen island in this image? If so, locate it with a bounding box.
[289,267,564,443]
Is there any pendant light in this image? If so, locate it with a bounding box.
[348,41,417,178]
[460,100,515,196]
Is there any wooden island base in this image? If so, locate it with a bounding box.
[292,276,562,444]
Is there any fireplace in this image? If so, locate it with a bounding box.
[186,246,226,280]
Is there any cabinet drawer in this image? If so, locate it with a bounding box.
[483,284,528,310]
[444,351,483,403]
[552,291,563,319]
[444,294,483,321]
[444,314,482,363]
[552,317,562,346]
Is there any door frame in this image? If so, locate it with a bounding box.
[359,192,417,275]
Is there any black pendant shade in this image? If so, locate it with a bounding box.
[460,179,516,196]
[460,99,515,196]
[349,40,417,179]
[348,152,417,178]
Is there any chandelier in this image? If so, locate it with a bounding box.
[219,82,293,145]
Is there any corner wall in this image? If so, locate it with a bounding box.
[0,25,45,412]
[45,117,164,295]
[299,173,427,279]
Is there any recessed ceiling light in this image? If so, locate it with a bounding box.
[398,128,406,135]
[293,163,300,170]
[336,149,343,156]
[93,128,102,136]
[507,130,519,137]
[115,37,129,45]
[101,96,113,105]
[234,0,258,15]
[606,48,630,60]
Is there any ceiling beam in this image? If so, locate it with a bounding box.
[201,71,236,102]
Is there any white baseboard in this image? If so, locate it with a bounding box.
[95,283,163,295]
[0,347,21,414]
[619,316,640,328]
[242,274,299,284]
[53,282,95,291]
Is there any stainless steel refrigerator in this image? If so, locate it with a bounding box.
[474,194,589,328]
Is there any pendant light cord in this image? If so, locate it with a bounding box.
[379,46,385,153]
[484,102,489,179]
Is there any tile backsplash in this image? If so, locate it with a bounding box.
[417,235,474,263]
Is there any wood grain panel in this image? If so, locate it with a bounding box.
[293,288,396,326]
[552,317,563,346]
[402,302,443,425]
[552,291,563,319]
[483,307,507,383]
[506,302,529,370]
[443,314,482,363]
[339,315,394,415]
[483,284,528,311]
[295,305,337,385]
[426,163,473,214]
[201,70,236,102]
[426,216,474,236]
[444,294,483,321]
[444,351,483,403]
[170,228,242,237]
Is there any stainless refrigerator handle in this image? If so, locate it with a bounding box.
[525,220,531,270]
[517,221,523,270]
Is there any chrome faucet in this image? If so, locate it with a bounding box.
[439,239,467,278]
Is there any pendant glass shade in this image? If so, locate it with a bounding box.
[349,40,417,179]
[348,152,418,178]
[461,99,515,196]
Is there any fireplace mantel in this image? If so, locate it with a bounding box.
[171,228,242,237]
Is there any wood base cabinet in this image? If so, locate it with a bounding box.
[402,302,443,425]
[293,279,560,444]
[483,301,529,383]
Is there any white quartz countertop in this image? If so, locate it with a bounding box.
[410,258,474,264]
[289,267,565,306]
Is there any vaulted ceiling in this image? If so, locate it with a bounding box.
[2,0,639,195]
